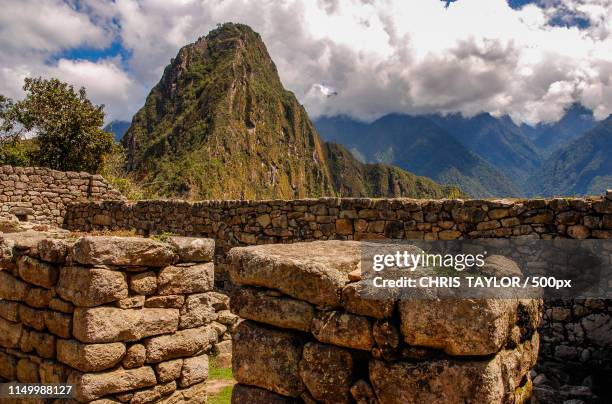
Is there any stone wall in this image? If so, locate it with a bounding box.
[63,192,612,400]
[227,241,541,403]
[0,165,124,226]
[0,232,236,403]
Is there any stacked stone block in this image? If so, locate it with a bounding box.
[228,240,542,403]
[0,232,224,403]
[0,165,124,226]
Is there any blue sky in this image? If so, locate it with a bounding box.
[1,0,610,124]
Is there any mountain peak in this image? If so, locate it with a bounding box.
[121,24,454,200]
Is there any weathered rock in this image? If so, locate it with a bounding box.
[167,236,214,262]
[19,328,55,358]
[480,255,523,278]
[145,325,216,363]
[0,300,20,321]
[44,310,72,338]
[399,298,519,356]
[115,295,145,309]
[17,255,58,288]
[179,354,209,387]
[69,366,157,402]
[350,380,378,404]
[231,287,314,331]
[581,313,612,346]
[232,384,299,403]
[57,266,128,307]
[57,339,126,372]
[160,380,207,403]
[145,295,185,309]
[123,343,147,369]
[155,358,183,382]
[299,342,354,403]
[18,304,45,330]
[216,309,239,326]
[341,281,395,319]
[229,241,361,307]
[16,358,40,382]
[73,307,179,343]
[0,351,18,380]
[373,320,400,349]
[37,238,71,263]
[312,311,374,351]
[130,381,177,404]
[72,236,176,267]
[39,360,69,384]
[233,320,305,397]
[369,334,539,404]
[179,293,218,329]
[157,263,214,295]
[129,271,158,295]
[24,286,55,308]
[49,297,74,313]
[0,271,29,301]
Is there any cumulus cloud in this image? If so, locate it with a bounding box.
[1,0,612,124]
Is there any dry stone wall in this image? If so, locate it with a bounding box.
[0,232,235,403]
[0,165,124,226]
[63,191,612,394]
[228,241,542,403]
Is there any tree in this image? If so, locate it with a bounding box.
[0,78,114,173]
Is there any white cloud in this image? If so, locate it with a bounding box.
[1,0,612,124]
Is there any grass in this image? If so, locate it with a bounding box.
[208,386,233,404]
[207,356,235,404]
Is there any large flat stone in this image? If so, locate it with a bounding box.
[69,366,157,402]
[398,298,538,356]
[145,326,216,363]
[73,307,179,343]
[72,236,176,267]
[157,263,214,295]
[57,339,126,372]
[231,287,314,332]
[232,320,305,397]
[369,333,539,404]
[57,266,128,307]
[229,241,361,307]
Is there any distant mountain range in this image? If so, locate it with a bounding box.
[103,120,130,142]
[315,104,609,197]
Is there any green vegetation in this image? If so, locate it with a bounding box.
[207,357,234,404]
[529,117,612,196]
[123,23,459,200]
[0,78,114,173]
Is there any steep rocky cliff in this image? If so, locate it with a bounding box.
[123,23,457,199]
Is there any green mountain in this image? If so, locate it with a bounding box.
[122,23,456,200]
[316,114,519,198]
[529,116,612,196]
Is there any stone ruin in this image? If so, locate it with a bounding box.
[0,232,237,403]
[227,241,543,403]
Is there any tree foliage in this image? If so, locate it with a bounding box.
[0,77,114,173]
